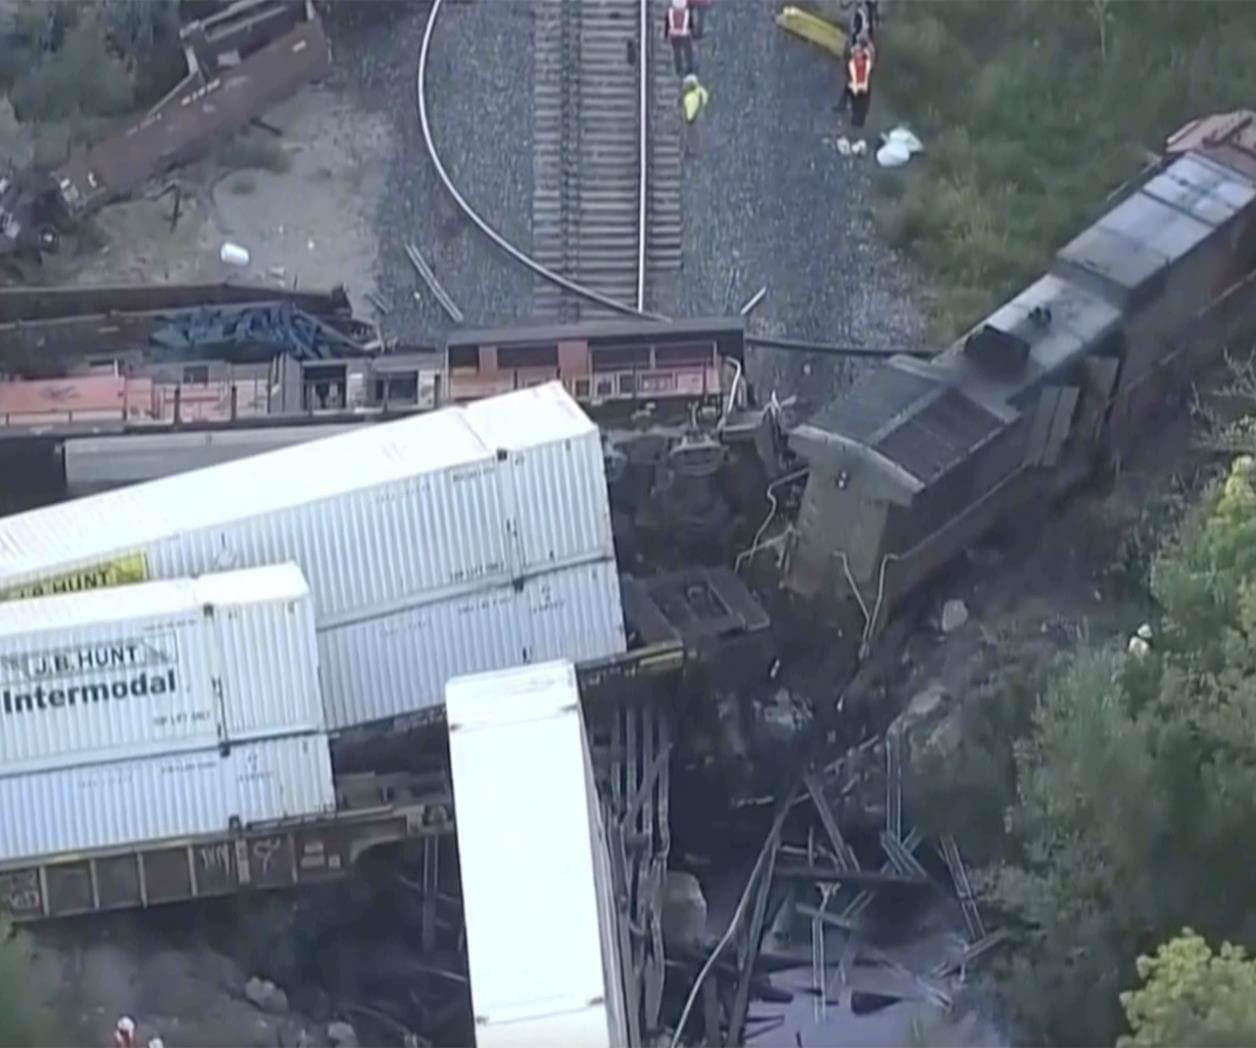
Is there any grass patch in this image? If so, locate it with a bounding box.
[874,0,1256,339]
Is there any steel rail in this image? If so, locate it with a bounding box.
[417,0,669,322]
[636,0,649,312]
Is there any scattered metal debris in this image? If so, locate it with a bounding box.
[738,287,767,316]
[148,302,373,361]
[404,243,464,324]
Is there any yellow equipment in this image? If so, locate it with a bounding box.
[775,5,847,58]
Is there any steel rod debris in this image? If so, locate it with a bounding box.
[404,243,463,324]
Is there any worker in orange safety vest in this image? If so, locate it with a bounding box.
[663,0,696,79]
[843,34,874,131]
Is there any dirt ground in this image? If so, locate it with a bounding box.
[29,916,325,1048]
[38,86,390,317]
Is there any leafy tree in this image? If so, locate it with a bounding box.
[1119,929,1256,1047]
[985,456,1256,1045]
[11,6,133,122]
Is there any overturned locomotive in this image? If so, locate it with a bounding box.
[785,110,1256,641]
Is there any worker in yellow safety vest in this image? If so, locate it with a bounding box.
[664,0,696,79]
[681,74,709,124]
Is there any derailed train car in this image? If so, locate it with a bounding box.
[785,109,1256,638]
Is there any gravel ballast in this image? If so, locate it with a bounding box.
[329,0,922,409]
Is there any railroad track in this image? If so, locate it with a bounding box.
[530,0,682,319]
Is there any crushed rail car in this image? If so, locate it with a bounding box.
[52,0,330,225]
[0,1,330,260]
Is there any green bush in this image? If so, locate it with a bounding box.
[11,7,133,122]
[875,1,1256,338]
[1120,930,1256,1047]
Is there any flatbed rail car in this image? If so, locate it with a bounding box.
[0,567,769,924]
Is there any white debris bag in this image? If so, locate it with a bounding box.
[876,125,924,168]
[888,126,924,154]
[876,140,911,168]
[219,241,250,267]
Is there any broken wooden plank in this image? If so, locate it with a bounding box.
[939,834,985,943]
[842,826,923,921]
[929,928,1010,979]
[879,830,929,880]
[886,724,903,841]
[796,901,860,933]
[803,770,860,872]
[776,864,928,889]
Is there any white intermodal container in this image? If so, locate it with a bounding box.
[0,563,323,775]
[0,383,621,733]
[0,382,613,619]
[0,732,336,864]
[447,661,628,1048]
[320,557,626,729]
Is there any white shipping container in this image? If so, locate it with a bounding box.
[320,557,626,730]
[461,388,615,574]
[446,660,628,1048]
[0,383,614,629]
[0,732,336,864]
[0,564,323,776]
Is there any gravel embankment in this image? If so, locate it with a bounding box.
[328,0,537,340]
[674,0,923,412]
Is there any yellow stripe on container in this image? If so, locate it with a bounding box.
[0,552,150,603]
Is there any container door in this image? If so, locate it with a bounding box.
[205,604,231,747]
[496,450,528,582]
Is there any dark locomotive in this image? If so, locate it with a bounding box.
[783,108,1256,644]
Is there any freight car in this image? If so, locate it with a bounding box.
[784,108,1256,644]
[0,316,746,428]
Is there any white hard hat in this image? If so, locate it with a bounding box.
[117,1017,136,1035]
[671,0,686,9]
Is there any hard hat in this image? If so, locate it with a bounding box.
[683,74,699,88]
[1137,623,1153,641]
[671,0,686,9]
[117,1017,136,1035]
